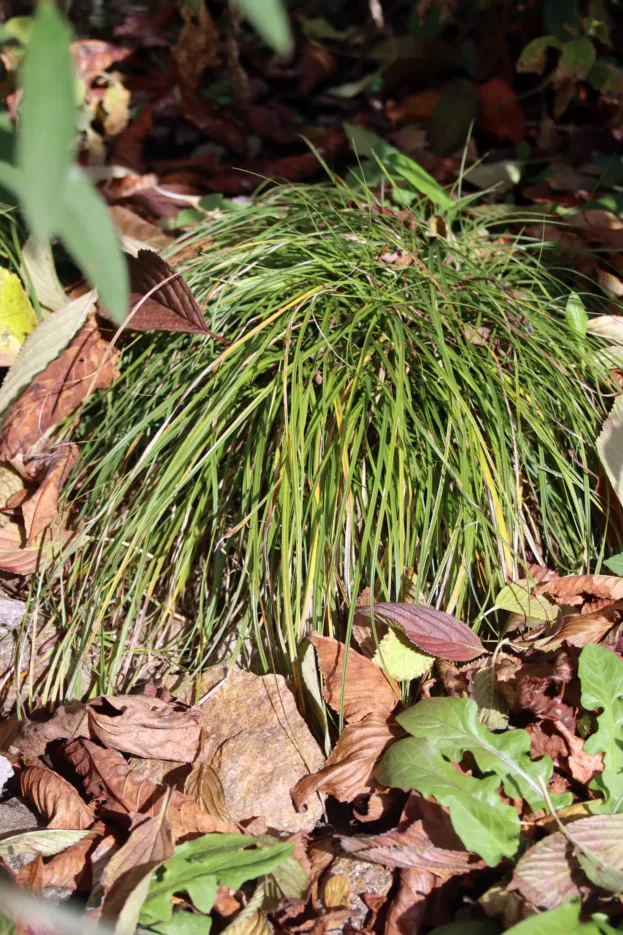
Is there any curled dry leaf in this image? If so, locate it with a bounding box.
[21,445,79,544]
[63,739,238,839]
[0,318,119,461]
[531,609,617,652]
[555,722,604,786]
[309,633,398,722]
[291,714,403,809]
[16,822,106,892]
[536,575,623,605]
[88,694,206,762]
[20,764,94,830]
[338,793,484,874]
[354,603,485,662]
[510,813,623,909]
[184,761,233,822]
[109,205,173,253]
[385,867,439,935]
[11,700,88,758]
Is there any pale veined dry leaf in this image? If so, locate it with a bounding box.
[598,268,623,299]
[354,603,486,662]
[184,761,232,821]
[20,764,94,830]
[510,813,623,909]
[109,205,173,254]
[64,739,238,839]
[16,822,105,892]
[0,464,25,508]
[598,395,623,510]
[0,267,37,367]
[0,289,96,417]
[322,874,350,910]
[472,665,509,731]
[291,714,403,809]
[100,809,175,927]
[224,909,270,935]
[20,237,68,312]
[87,694,206,762]
[587,314,623,343]
[0,829,90,859]
[309,633,398,722]
[531,610,616,652]
[372,627,434,681]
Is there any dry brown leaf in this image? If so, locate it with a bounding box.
[184,761,232,821]
[110,205,173,252]
[322,874,351,910]
[0,318,119,461]
[64,739,238,839]
[339,794,484,874]
[0,521,52,574]
[536,574,623,605]
[100,809,175,922]
[291,714,402,809]
[556,722,604,785]
[15,853,45,894]
[385,867,438,935]
[535,610,616,652]
[172,2,220,89]
[310,633,398,723]
[21,445,79,544]
[16,822,106,892]
[87,694,206,762]
[20,764,95,830]
[11,700,89,758]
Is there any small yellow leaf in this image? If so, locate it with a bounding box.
[372,627,434,681]
[0,268,38,367]
[323,874,351,910]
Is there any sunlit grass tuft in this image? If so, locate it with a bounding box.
[38,183,615,698]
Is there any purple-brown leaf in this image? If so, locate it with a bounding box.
[355,603,485,662]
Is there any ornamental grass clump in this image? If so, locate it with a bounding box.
[44,182,613,696]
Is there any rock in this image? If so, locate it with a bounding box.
[0,597,26,637]
[0,755,14,795]
[0,797,40,849]
[323,856,394,929]
[163,668,325,834]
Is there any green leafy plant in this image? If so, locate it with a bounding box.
[139,833,293,934]
[578,642,623,814]
[376,696,570,866]
[0,0,128,323]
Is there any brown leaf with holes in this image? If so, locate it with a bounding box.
[20,764,95,830]
[87,694,207,762]
[291,714,403,809]
[63,739,237,839]
[0,319,119,461]
[11,700,89,758]
[338,794,484,874]
[536,575,623,605]
[310,634,398,723]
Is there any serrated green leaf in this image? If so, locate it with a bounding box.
[517,36,561,74]
[579,643,623,813]
[505,901,603,934]
[494,582,558,622]
[0,289,96,415]
[372,627,434,681]
[57,166,128,324]
[396,697,569,813]
[140,834,293,926]
[557,37,596,80]
[376,735,520,866]
[17,1,75,241]
[565,292,588,339]
[236,0,292,55]
[604,554,623,577]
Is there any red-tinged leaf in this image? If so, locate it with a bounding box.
[476,77,525,145]
[355,603,485,662]
[310,633,399,722]
[0,520,73,575]
[125,249,212,335]
[537,575,623,604]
